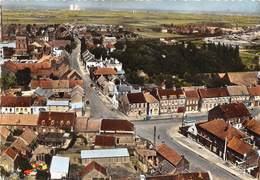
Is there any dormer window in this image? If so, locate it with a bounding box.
[51,120,55,126]
[41,120,46,126]
[60,120,64,126]
[66,121,71,126]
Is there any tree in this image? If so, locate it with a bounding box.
[0,74,16,90]
[15,68,31,88]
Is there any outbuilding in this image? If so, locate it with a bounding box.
[50,156,70,179]
[81,148,130,165]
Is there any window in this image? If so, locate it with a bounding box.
[41,120,46,126]
[66,121,71,126]
[51,120,55,126]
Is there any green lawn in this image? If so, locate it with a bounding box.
[240,51,259,70]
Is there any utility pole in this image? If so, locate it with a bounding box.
[153,125,156,147]
[223,137,227,161]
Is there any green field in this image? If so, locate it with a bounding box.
[3,10,260,39]
[3,10,260,27]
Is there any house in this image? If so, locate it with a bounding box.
[70,85,85,116]
[20,128,38,146]
[120,92,159,118]
[198,88,230,112]
[100,119,135,146]
[0,96,33,114]
[61,69,82,80]
[155,144,189,174]
[37,111,76,133]
[0,114,38,129]
[218,71,259,86]
[151,88,186,114]
[247,86,260,107]
[226,136,255,165]
[48,40,71,56]
[11,138,31,156]
[82,50,98,69]
[0,147,20,173]
[208,103,251,129]
[31,80,69,93]
[243,119,260,148]
[2,57,52,77]
[96,76,117,96]
[93,67,117,80]
[184,89,200,113]
[50,156,70,180]
[16,35,28,55]
[81,148,130,165]
[94,135,116,149]
[226,85,250,105]
[46,99,70,112]
[31,145,52,162]
[135,148,157,173]
[193,119,245,159]
[79,161,109,180]
[0,127,11,145]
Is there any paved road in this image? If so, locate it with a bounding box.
[69,38,125,119]
[134,120,241,180]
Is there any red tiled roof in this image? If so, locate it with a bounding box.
[79,161,107,177]
[227,137,253,156]
[198,88,229,98]
[20,128,37,145]
[198,119,245,141]
[31,80,70,89]
[248,86,260,96]
[0,96,33,107]
[243,119,260,136]
[0,114,38,126]
[69,80,84,88]
[38,111,76,129]
[94,135,115,147]
[184,90,200,99]
[11,138,31,153]
[4,147,19,160]
[217,103,250,119]
[93,67,117,76]
[157,89,177,98]
[101,119,134,132]
[3,59,52,74]
[156,143,183,166]
[127,92,146,103]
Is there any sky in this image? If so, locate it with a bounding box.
[2,0,260,15]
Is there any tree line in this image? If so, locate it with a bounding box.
[111,39,245,87]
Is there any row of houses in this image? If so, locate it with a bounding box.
[179,102,260,178]
[118,85,260,118]
[0,83,86,116]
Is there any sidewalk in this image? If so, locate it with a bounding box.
[168,126,255,180]
[128,111,208,121]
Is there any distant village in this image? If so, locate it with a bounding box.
[0,8,260,180]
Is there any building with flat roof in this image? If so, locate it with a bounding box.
[50,156,70,180]
[81,148,130,165]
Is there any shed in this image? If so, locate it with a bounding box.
[81,148,130,165]
[50,156,70,179]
